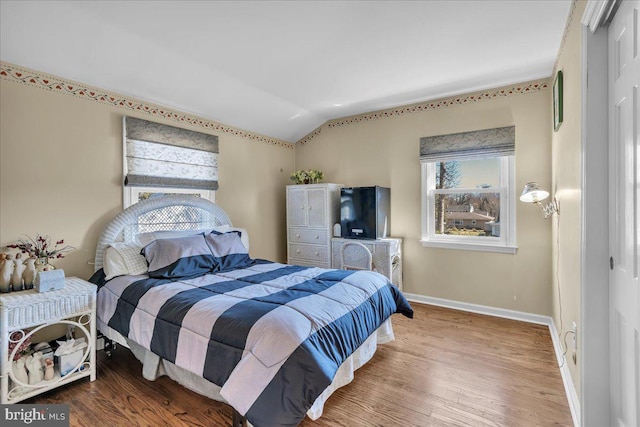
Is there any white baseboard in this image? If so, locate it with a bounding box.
[404,293,553,324]
[548,320,581,427]
[404,293,580,427]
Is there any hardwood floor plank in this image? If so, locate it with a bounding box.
[27,303,573,426]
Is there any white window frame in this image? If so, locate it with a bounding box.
[420,156,517,254]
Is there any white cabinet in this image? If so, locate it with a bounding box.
[287,184,341,268]
[331,237,403,290]
[0,277,97,403]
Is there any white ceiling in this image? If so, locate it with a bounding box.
[0,1,572,143]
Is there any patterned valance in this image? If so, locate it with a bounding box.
[419,126,515,162]
[124,117,219,190]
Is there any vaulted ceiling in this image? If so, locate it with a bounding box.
[0,1,572,143]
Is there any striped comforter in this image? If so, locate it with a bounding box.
[96,260,413,427]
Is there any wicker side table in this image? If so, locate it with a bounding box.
[0,277,97,403]
[331,237,403,290]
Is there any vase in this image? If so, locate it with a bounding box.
[35,258,54,273]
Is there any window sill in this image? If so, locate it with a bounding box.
[420,239,517,254]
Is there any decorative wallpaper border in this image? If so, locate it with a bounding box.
[0,62,294,150]
[1,61,551,150]
[297,79,549,145]
[296,127,321,145]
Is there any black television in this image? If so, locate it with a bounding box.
[340,186,390,239]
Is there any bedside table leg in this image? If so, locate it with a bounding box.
[1,309,8,403]
[90,300,96,382]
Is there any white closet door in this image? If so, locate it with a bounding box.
[608,1,640,426]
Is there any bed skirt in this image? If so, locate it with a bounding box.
[97,318,394,423]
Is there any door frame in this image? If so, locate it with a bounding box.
[579,1,619,425]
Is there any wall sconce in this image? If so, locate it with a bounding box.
[519,182,559,219]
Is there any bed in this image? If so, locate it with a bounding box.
[90,195,413,427]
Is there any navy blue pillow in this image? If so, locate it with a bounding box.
[141,234,215,279]
[205,231,252,272]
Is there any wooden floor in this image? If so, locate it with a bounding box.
[31,303,573,426]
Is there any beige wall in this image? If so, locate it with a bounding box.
[0,78,294,280]
[296,84,554,316]
[551,0,586,402]
[0,64,562,317]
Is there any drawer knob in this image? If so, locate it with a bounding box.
[296,249,301,254]
[296,234,300,238]
[315,235,319,239]
[314,252,319,256]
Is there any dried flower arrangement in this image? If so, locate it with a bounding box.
[7,234,74,261]
[8,331,32,361]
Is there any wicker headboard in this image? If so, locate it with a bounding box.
[94,195,233,271]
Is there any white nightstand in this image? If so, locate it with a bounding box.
[0,277,97,403]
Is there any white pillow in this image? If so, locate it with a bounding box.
[103,241,148,280]
[135,226,231,248]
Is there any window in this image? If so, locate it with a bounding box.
[122,117,218,208]
[420,127,516,253]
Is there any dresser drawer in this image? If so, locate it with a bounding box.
[289,228,328,244]
[288,257,330,268]
[288,244,329,263]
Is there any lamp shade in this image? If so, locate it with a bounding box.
[519,182,550,203]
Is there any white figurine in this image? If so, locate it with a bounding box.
[11,253,25,292]
[12,358,29,386]
[0,253,6,271]
[26,352,44,384]
[22,257,36,289]
[43,358,55,381]
[0,254,14,293]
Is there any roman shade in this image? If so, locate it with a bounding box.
[419,126,515,162]
[124,117,219,190]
